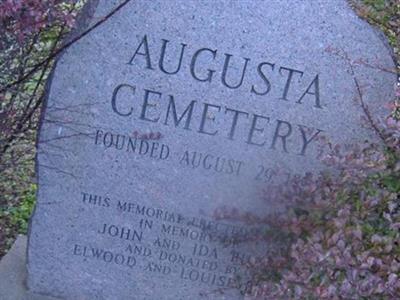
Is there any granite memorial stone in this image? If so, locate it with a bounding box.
[28,0,396,299]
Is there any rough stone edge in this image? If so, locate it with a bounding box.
[0,235,60,300]
[0,235,27,300]
[370,27,397,67]
[338,0,398,144]
[345,0,398,73]
[346,0,398,67]
[26,1,100,298]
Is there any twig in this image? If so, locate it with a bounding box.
[327,46,390,146]
[0,0,132,94]
[353,76,387,144]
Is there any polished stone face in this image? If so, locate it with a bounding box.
[28,0,396,299]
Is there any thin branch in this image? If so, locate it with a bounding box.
[19,27,66,123]
[353,76,387,145]
[327,46,391,146]
[0,0,132,94]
